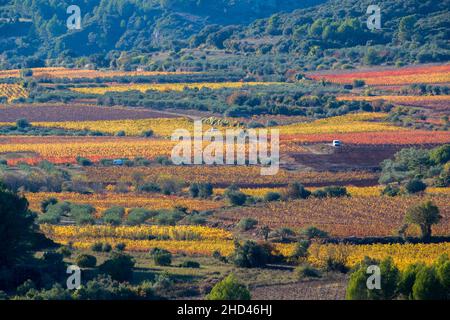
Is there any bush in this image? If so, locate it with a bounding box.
[189,183,200,198]
[226,190,247,206]
[150,248,172,266]
[301,226,329,240]
[126,208,151,225]
[179,261,200,268]
[232,241,272,268]
[405,179,427,194]
[311,189,327,198]
[115,243,126,252]
[264,191,281,202]
[142,130,154,137]
[207,274,251,300]
[296,264,321,279]
[102,206,125,225]
[91,242,103,252]
[16,118,30,129]
[76,254,97,268]
[40,197,58,213]
[198,183,213,198]
[237,218,258,231]
[115,130,126,137]
[99,253,135,282]
[76,156,93,166]
[382,184,400,197]
[285,182,311,199]
[323,186,348,197]
[290,240,310,261]
[102,243,112,253]
[139,182,161,193]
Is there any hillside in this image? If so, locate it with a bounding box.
[0,0,323,68]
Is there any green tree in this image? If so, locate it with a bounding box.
[412,266,445,300]
[405,201,441,240]
[398,15,417,42]
[0,188,43,267]
[430,144,450,165]
[207,274,251,300]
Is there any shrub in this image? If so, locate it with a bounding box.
[115,130,126,137]
[76,254,97,268]
[296,264,321,279]
[207,274,251,300]
[301,226,328,240]
[40,197,58,213]
[142,130,154,137]
[382,184,400,197]
[285,182,311,199]
[150,248,172,266]
[16,118,30,129]
[154,209,184,226]
[198,183,213,198]
[311,189,327,198]
[99,253,135,282]
[291,240,310,261]
[126,208,151,225]
[139,182,161,193]
[76,156,93,166]
[353,79,366,88]
[102,243,112,253]
[115,243,126,252]
[102,206,125,226]
[179,261,200,269]
[405,179,427,194]
[323,186,348,197]
[189,183,200,198]
[237,218,258,231]
[264,191,281,202]
[226,190,247,206]
[91,242,103,252]
[232,241,272,268]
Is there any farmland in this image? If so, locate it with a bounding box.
[309,64,450,86]
[71,82,283,94]
[0,83,28,102]
[1,61,449,301]
[217,195,450,238]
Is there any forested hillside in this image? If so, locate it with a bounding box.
[0,0,323,68]
[0,0,448,72]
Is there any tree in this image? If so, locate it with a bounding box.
[412,267,445,300]
[346,257,400,300]
[0,188,44,267]
[207,274,251,300]
[99,252,135,282]
[430,144,450,165]
[405,201,441,240]
[398,15,417,42]
[232,241,272,268]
